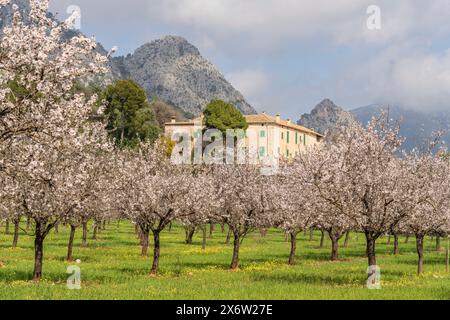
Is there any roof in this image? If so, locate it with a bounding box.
[245,114,323,137]
[165,113,324,137]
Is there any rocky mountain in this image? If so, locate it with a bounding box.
[1,2,255,117]
[298,99,450,151]
[297,99,353,135]
[112,36,256,116]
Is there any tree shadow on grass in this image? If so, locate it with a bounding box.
[250,272,365,286]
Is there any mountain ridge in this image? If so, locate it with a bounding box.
[298,99,450,151]
[0,2,256,117]
[111,36,256,116]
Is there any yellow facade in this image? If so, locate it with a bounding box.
[165,113,323,160]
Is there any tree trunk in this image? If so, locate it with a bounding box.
[387,235,391,245]
[185,226,195,245]
[226,228,231,245]
[202,226,207,250]
[32,221,45,281]
[230,230,240,270]
[209,223,214,239]
[26,217,31,232]
[141,228,149,257]
[289,232,297,265]
[405,235,410,244]
[446,238,449,273]
[393,234,399,255]
[221,224,225,233]
[416,235,424,275]
[365,233,377,268]
[150,230,161,274]
[330,236,339,261]
[82,221,88,247]
[5,219,9,235]
[260,228,267,237]
[309,228,314,241]
[319,230,325,249]
[12,218,20,248]
[67,225,76,261]
[344,231,350,248]
[436,237,441,252]
[92,222,98,240]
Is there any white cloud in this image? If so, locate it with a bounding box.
[149,0,450,50]
[48,0,450,112]
[343,44,450,111]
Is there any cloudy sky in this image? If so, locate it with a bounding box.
[49,0,450,119]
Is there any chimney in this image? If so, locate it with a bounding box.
[287,119,291,125]
[171,116,176,123]
[276,114,281,122]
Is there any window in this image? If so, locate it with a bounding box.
[303,134,307,146]
[281,132,284,140]
[286,149,289,157]
[295,132,298,144]
[260,130,266,138]
[287,131,290,143]
[259,146,266,157]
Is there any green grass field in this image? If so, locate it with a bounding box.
[0,221,449,300]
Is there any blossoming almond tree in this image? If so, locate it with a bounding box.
[292,145,355,262]
[0,0,110,281]
[210,164,277,270]
[64,150,116,261]
[277,160,317,265]
[326,115,407,271]
[116,143,212,274]
[399,154,450,274]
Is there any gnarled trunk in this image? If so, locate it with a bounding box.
[185,226,195,245]
[405,235,410,244]
[226,228,231,245]
[141,227,149,257]
[319,230,325,249]
[416,234,425,275]
[309,228,314,241]
[209,223,214,239]
[365,232,377,268]
[5,219,9,235]
[150,230,161,274]
[344,232,350,248]
[32,220,46,282]
[12,217,20,248]
[436,237,441,252]
[230,230,240,270]
[330,236,339,261]
[82,220,88,247]
[393,234,399,255]
[26,217,31,232]
[202,226,207,250]
[289,232,298,265]
[67,225,76,261]
[92,222,98,240]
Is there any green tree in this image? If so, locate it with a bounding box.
[102,80,160,148]
[203,100,248,133]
